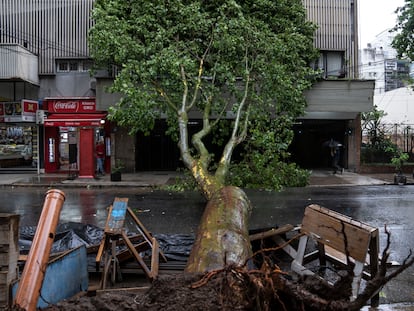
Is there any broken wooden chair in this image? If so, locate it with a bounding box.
[291,204,380,307]
[95,197,167,289]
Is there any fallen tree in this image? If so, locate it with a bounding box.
[84,0,414,308]
[90,0,318,273]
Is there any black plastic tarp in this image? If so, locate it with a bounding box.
[19,222,194,262]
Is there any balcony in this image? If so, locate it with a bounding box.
[302,80,375,119]
[0,44,39,85]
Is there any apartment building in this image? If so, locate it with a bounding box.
[0,0,109,176]
[0,0,373,174]
[291,0,374,170]
[360,29,410,94]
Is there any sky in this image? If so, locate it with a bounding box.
[359,0,405,47]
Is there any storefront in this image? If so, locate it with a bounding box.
[42,97,109,177]
[0,100,38,170]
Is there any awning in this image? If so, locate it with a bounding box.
[43,113,107,127]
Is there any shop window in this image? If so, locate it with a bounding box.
[0,125,36,168]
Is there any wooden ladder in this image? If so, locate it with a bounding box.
[95,198,166,288]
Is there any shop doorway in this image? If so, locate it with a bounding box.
[289,120,347,169]
[58,127,79,172]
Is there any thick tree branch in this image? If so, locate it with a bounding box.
[180,65,189,112]
[216,65,251,179]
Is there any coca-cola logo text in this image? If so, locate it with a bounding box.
[54,101,78,111]
[47,99,96,113]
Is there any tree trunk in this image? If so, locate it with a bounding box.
[185,186,252,273]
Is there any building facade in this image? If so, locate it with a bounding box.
[290,0,373,171]
[0,0,110,176]
[0,0,373,174]
[360,29,410,94]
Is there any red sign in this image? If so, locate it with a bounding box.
[23,100,38,114]
[45,98,96,113]
[2,100,38,122]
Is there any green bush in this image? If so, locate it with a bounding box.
[228,158,310,191]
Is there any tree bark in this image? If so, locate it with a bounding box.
[185,186,252,273]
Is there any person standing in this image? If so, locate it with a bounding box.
[329,139,343,174]
[95,140,105,176]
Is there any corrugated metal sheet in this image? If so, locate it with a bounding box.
[302,0,359,79]
[0,0,94,75]
[1,0,359,79]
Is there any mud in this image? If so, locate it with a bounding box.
[42,273,249,311]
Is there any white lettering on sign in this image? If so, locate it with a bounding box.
[81,101,96,111]
[54,101,78,112]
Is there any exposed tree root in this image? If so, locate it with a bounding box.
[187,225,414,311]
[9,226,413,311]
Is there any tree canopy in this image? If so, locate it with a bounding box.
[89,0,319,192]
[392,0,414,60]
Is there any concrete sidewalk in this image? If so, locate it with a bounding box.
[0,171,180,188]
[0,169,399,188]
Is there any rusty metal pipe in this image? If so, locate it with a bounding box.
[14,189,65,311]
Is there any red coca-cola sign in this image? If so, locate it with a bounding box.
[45,98,96,113]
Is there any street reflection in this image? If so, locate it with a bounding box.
[0,185,413,262]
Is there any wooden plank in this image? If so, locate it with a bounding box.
[121,232,152,279]
[305,204,376,232]
[301,204,373,262]
[272,235,298,259]
[249,224,294,241]
[127,208,153,245]
[116,241,150,262]
[105,198,128,234]
[95,236,107,265]
[127,207,167,263]
[151,238,159,277]
[96,286,149,295]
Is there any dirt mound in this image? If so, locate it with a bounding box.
[41,268,298,311]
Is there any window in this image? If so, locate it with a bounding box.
[56,59,93,73]
[313,51,346,79]
[81,60,93,72]
[58,62,69,72]
[69,62,78,71]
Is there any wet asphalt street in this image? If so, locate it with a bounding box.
[0,184,413,306]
